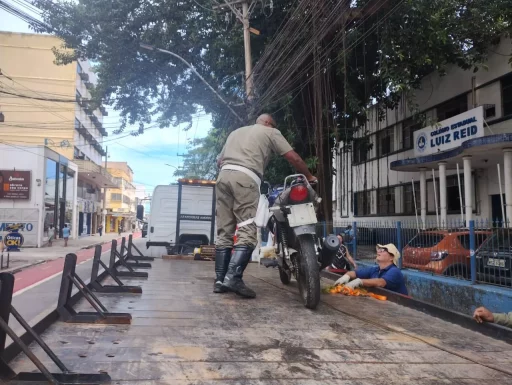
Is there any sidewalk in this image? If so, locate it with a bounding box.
[2,232,141,273]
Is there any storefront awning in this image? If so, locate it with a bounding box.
[390,133,512,172]
[108,213,136,218]
[73,159,120,188]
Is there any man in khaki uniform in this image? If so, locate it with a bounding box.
[214,114,316,298]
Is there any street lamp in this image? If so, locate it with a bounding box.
[139,44,243,123]
[164,163,179,170]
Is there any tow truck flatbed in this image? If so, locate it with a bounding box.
[8,259,512,384]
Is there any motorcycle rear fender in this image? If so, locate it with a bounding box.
[291,224,317,236]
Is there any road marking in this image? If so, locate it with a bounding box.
[14,250,111,296]
[13,271,64,297]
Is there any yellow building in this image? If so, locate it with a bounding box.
[0,32,118,237]
[106,162,137,233]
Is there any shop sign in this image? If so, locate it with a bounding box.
[414,106,484,157]
[0,170,31,200]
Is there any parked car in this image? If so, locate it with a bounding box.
[476,229,512,287]
[141,222,148,238]
[403,229,491,278]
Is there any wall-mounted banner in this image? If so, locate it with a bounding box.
[4,224,25,251]
[0,170,31,199]
[413,106,484,157]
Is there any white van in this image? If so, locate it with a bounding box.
[146,179,216,257]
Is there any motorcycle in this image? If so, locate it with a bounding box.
[264,174,339,309]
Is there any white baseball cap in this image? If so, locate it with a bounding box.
[376,243,400,265]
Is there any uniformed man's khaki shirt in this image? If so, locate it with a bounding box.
[219,124,293,178]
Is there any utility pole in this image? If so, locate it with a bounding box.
[242,2,253,100]
[102,146,108,233]
[213,1,257,101]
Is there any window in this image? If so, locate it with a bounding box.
[402,118,422,149]
[354,191,371,216]
[74,118,80,131]
[377,127,394,156]
[502,74,512,117]
[77,62,83,73]
[437,94,468,121]
[446,175,464,213]
[123,195,131,205]
[74,146,82,160]
[377,187,395,215]
[458,233,489,250]
[407,233,444,248]
[485,104,496,119]
[403,183,422,214]
[111,193,122,201]
[353,138,370,163]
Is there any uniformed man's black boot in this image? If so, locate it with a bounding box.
[221,246,256,298]
[213,248,232,293]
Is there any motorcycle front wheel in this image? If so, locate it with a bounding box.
[296,234,320,309]
[278,265,292,285]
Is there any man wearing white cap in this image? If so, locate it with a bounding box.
[334,243,408,295]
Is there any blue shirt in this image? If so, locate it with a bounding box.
[62,227,70,238]
[355,264,408,295]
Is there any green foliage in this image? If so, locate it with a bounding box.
[32,0,512,186]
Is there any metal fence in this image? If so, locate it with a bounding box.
[316,219,512,289]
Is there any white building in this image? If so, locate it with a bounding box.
[0,32,118,240]
[0,145,78,247]
[334,38,512,226]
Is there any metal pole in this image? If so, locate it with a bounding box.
[498,163,506,226]
[463,156,473,224]
[432,169,439,228]
[456,163,464,225]
[469,219,476,284]
[140,44,244,123]
[102,146,108,234]
[419,168,427,229]
[503,149,512,227]
[242,1,254,100]
[411,179,420,233]
[438,162,447,227]
[396,221,402,269]
[352,221,357,260]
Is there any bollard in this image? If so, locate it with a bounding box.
[109,239,148,278]
[397,221,403,269]
[90,245,142,294]
[470,220,476,284]
[57,254,132,324]
[0,273,111,384]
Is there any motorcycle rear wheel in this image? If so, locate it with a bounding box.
[296,234,320,309]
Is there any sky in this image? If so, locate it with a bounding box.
[0,6,212,196]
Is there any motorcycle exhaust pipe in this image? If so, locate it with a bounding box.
[320,234,340,269]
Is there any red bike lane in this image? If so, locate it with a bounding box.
[13,233,142,293]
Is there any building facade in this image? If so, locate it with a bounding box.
[334,38,512,226]
[0,32,118,238]
[0,145,78,247]
[106,162,137,233]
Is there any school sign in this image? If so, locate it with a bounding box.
[413,106,484,157]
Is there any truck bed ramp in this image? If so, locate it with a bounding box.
[8,259,512,384]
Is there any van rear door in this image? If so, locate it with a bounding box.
[177,184,216,245]
[147,185,178,256]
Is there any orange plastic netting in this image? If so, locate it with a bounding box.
[324,284,387,301]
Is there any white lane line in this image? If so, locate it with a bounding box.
[13,249,112,297]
